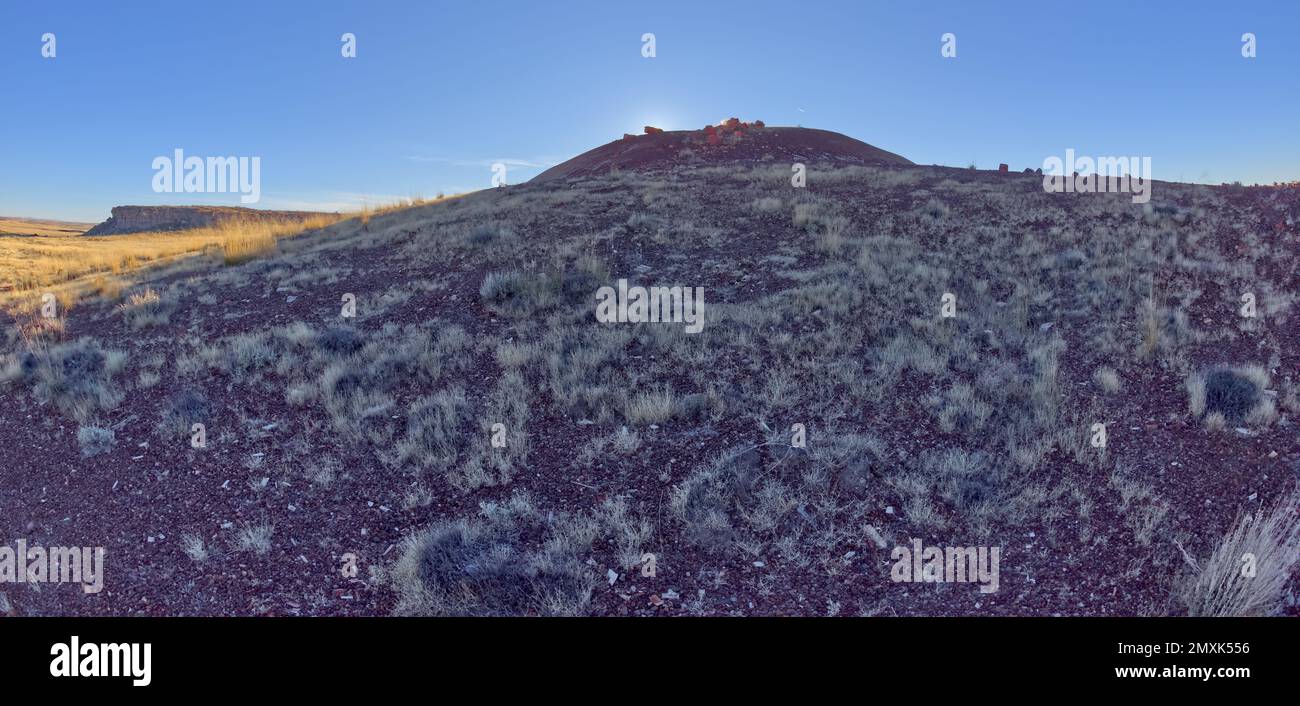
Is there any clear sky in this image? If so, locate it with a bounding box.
[2,0,1297,222]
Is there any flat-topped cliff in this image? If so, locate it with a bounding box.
[85,205,328,236]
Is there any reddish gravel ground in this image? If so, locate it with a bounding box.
[2,125,1298,617]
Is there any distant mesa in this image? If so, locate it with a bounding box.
[85,205,328,236]
[532,118,912,183]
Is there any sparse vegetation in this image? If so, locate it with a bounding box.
[623,387,681,425]
[3,155,1296,618]
[1178,488,1300,616]
[159,389,212,439]
[391,493,598,616]
[1093,366,1122,394]
[118,287,174,329]
[0,215,339,297]
[1188,365,1273,426]
[76,424,116,457]
[15,338,127,423]
[180,533,210,563]
[316,326,365,356]
[479,270,551,315]
[233,521,274,556]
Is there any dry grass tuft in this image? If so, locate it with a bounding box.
[1178,488,1300,616]
[76,424,116,457]
[118,287,172,329]
[233,521,274,556]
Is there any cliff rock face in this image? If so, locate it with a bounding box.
[85,206,326,236]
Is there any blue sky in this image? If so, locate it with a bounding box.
[2,0,1297,222]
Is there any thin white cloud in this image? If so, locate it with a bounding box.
[259,188,485,213]
[403,156,559,169]
[259,192,415,212]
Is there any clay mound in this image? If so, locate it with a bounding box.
[531,123,912,183]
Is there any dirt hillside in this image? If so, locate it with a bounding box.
[2,128,1298,617]
[533,123,912,183]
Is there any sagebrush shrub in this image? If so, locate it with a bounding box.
[76,425,116,457]
[1203,368,1260,423]
[161,389,212,438]
[393,495,594,616]
[316,326,365,356]
[479,270,528,310]
[24,339,124,421]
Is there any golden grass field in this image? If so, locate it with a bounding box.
[0,198,452,320]
[0,215,343,301]
[0,216,95,238]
